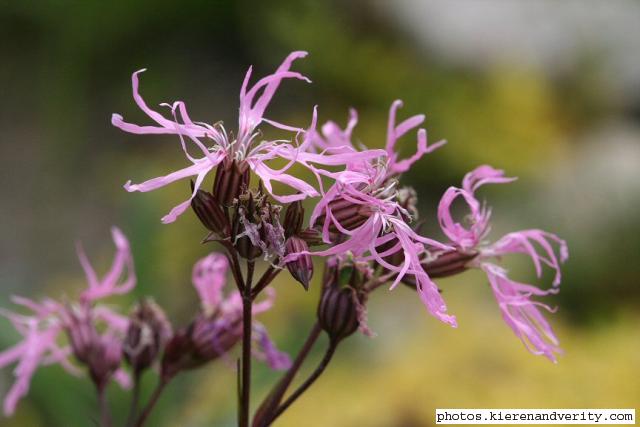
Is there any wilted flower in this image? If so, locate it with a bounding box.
[0,227,135,414]
[436,165,569,361]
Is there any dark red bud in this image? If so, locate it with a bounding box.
[160,328,196,380]
[191,185,230,237]
[190,314,242,361]
[284,236,313,290]
[317,284,360,344]
[283,201,304,238]
[298,228,323,246]
[213,159,250,206]
[317,198,373,234]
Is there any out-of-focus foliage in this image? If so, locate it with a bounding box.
[1,0,639,426]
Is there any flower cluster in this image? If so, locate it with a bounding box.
[1,50,569,423]
[0,228,135,415]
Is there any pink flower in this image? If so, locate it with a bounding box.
[190,253,291,370]
[437,165,569,361]
[0,228,136,415]
[113,52,386,224]
[289,102,457,327]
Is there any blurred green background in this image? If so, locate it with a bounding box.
[1,1,639,426]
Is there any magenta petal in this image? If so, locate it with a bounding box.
[483,263,561,362]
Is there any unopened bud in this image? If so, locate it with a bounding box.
[161,314,244,380]
[317,284,360,344]
[191,185,230,237]
[284,236,313,290]
[283,201,304,238]
[318,198,372,234]
[160,328,195,380]
[213,159,250,206]
[298,228,323,246]
[190,314,242,362]
[124,299,173,373]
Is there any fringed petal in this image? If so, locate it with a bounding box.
[482,263,561,362]
[251,323,291,371]
[192,253,229,314]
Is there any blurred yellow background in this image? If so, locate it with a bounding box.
[1,1,639,426]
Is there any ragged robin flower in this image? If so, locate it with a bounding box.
[436,165,569,361]
[289,101,457,327]
[161,253,290,379]
[113,51,386,224]
[0,227,135,414]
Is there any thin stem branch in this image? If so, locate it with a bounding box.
[250,262,281,300]
[253,323,322,427]
[126,371,142,427]
[134,379,168,427]
[269,342,337,423]
[239,259,255,427]
[223,241,245,292]
[97,387,112,427]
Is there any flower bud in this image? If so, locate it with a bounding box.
[123,299,173,374]
[190,314,242,362]
[318,197,372,234]
[160,328,196,380]
[213,159,250,206]
[191,185,230,237]
[284,236,313,290]
[298,228,323,246]
[283,201,304,238]
[160,312,245,380]
[317,284,360,344]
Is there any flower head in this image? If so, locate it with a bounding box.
[436,165,569,361]
[0,228,136,415]
[162,253,290,376]
[113,52,387,224]
[289,102,457,327]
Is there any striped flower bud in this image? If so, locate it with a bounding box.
[283,201,304,238]
[190,314,242,362]
[298,228,322,246]
[317,259,369,343]
[317,284,360,344]
[213,159,250,206]
[284,236,313,290]
[191,185,230,238]
[318,197,373,234]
